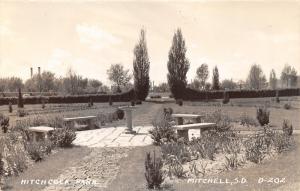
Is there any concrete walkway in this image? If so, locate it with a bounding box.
[73,126,153,147]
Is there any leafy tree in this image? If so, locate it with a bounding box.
[212,66,220,90]
[133,29,150,100]
[0,77,23,92]
[281,64,298,88]
[107,63,132,92]
[25,71,56,92]
[190,79,201,90]
[247,64,266,89]
[221,79,237,90]
[196,63,209,89]
[62,68,88,95]
[153,83,169,92]
[269,69,277,89]
[167,29,190,99]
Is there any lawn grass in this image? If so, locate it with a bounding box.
[3,146,92,191]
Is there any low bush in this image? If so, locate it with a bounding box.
[144,151,164,189]
[224,154,240,170]
[0,114,9,133]
[239,113,258,127]
[243,135,265,163]
[161,142,191,164]
[256,106,270,126]
[222,91,230,104]
[150,111,177,145]
[115,109,125,120]
[135,100,142,105]
[17,109,28,117]
[25,142,48,162]
[190,135,218,160]
[8,102,13,113]
[273,133,293,153]
[282,119,293,136]
[150,95,162,99]
[131,100,135,106]
[167,155,187,178]
[108,96,113,106]
[204,110,232,132]
[176,99,183,106]
[283,103,291,110]
[49,127,76,147]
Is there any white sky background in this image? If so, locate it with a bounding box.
[0,1,300,86]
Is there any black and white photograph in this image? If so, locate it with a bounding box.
[0,0,300,190]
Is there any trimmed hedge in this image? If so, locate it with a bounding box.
[184,88,300,101]
[0,89,135,105]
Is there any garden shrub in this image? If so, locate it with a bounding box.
[190,135,218,160]
[115,109,125,120]
[17,88,24,108]
[256,106,270,126]
[244,135,265,163]
[144,151,164,189]
[224,154,240,170]
[273,133,293,153]
[0,114,9,133]
[282,119,293,136]
[167,155,187,178]
[150,110,177,145]
[150,95,161,99]
[88,97,93,107]
[17,109,28,117]
[239,113,258,127]
[8,102,12,113]
[135,100,142,105]
[176,99,183,106]
[275,90,280,103]
[131,100,135,106]
[0,131,29,176]
[222,91,230,104]
[25,142,47,162]
[161,142,191,164]
[283,103,291,110]
[49,127,76,147]
[204,110,232,132]
[109,96,113,106]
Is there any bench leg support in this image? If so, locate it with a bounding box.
[177,130,189,141]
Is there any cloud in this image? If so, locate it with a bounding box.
[76,24,122,50]
[46,48,73,76]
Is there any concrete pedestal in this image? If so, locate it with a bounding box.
[119,106,137,134]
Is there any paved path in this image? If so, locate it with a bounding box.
[73,126,153,147]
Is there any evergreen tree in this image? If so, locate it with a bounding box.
[212,66,220,90]
[133,29,150,101]
[17,88,24,108]
[167,29,190,99]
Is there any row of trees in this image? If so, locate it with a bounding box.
[167,29,298,98]
[0,69,109,95]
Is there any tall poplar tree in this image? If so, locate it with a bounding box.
[133,29,150,100]
[167,29,190,99]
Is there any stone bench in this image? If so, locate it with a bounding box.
[171,113,204,125]
[174,122,216,140]
[63,116,97,130]
[27,126,55,142]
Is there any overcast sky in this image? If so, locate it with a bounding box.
[0,1,300,85]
